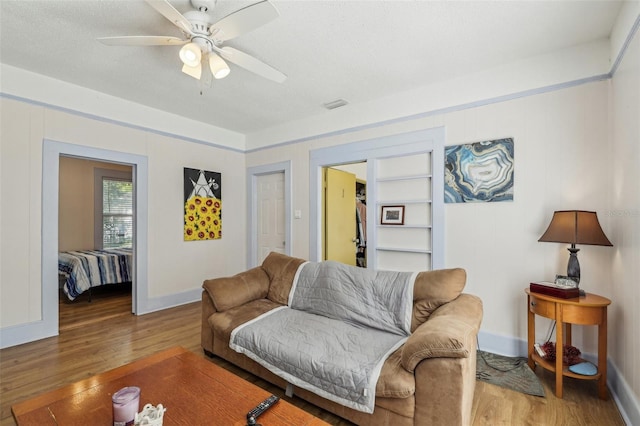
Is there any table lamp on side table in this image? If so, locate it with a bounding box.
[538,210,613,292]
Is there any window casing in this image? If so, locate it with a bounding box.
[94,168,133,249]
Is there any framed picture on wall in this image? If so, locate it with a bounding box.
[381,205,405,225]
[184,168,222,241]
[444,137,514,203]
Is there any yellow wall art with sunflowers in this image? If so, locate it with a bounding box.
[184,168,222,241]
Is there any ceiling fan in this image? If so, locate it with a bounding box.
[98,0,286,83]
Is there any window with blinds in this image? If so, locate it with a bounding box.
[102,178,133,248]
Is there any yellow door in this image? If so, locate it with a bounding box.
[324,167,356,265]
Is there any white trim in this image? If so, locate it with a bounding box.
[246,75,609,154]
[0,140,149,349]
[608,358,640,426]
[0,92,245,153]
[610,11,640,75]
[246,161,292,269]
[309,127,445,269]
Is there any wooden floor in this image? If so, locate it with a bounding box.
[0,290,625,426]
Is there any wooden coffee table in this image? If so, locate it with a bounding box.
[12,346,329,425]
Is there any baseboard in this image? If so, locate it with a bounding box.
[137,288,202,315]
[608,359,640,426]
[478,330,639,425]
[0,319,58,349]
[477,330,527,357]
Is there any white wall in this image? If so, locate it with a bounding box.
[0,97,247,333]
[246,76,640,420]
[247,80,613,354]
[610,19,640,426]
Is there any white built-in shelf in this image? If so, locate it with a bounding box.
[376,199,431,205]
[376,174,432,182]
[376,247,432,254]
[377,224,431,229]
[373,159,435,270]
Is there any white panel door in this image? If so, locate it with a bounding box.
[257,172,286,263]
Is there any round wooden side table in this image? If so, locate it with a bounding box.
[525,288,611,399]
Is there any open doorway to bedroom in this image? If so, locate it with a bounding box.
[57,156,134,332]
[33,139,148,345]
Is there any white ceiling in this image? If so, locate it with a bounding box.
[0,0,624,136]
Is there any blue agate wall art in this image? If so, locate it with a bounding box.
[444,138,514,203]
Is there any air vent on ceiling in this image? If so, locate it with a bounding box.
[323,99,349,110]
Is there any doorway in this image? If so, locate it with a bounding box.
[38,140,149,344]
[323,162,367,267]
[58,156,134,331]
[247,161,292,268]
[256,171,286,263]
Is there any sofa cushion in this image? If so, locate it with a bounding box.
[209,298,282,342]
[291,260,414,336]
[411,268,466,331]
[203,266,270,312]
[376,348,415,399]
[261,252,306,305]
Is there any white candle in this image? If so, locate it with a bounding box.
[112,386,140,426]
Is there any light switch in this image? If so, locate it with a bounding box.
[294,209,302,219]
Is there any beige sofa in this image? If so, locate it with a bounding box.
[201,252,483,426]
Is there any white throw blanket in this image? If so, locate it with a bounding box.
[230,261,416,413]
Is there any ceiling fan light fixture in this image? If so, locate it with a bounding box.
[179,42,202,67]
[209,53,230,79]
[182,62,202,80]
[101,0,286,83]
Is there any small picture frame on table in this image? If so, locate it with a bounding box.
[381,205,405,225]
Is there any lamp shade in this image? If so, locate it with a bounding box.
[179,42,202,68]
[208,53,230,79]
[538,210,612,246]
[181,62,202,80]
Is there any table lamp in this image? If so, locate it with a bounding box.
[538,210,612,282]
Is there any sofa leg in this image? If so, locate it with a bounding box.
[203,349,215,358]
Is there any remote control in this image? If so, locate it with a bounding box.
[246,395,280,426]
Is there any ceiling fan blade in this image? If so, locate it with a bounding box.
[220,46,286,83]
[98,36,188,46]
[144,0,193,34]
[182,62,202,80]
[209,0,279,41]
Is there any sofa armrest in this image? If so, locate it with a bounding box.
[202,266,270,312]
[401,294,483,372]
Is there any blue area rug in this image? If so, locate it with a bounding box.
[476,350,545,397]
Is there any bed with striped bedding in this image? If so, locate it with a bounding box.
[58,248,132,301]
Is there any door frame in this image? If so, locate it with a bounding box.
[309,127,445,267]
[44,141,147,331]
[246,161,292,268]
[0,140,149,349]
